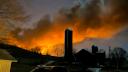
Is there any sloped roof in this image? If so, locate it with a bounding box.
[0,49,17,62]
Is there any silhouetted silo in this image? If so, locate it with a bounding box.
[64,28,73,62]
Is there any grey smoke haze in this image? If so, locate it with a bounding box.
[14,0,128,30]
[0,0,128,54]
[15,0,128,47]
[74,27,128,52]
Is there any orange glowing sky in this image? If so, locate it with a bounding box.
[0,0,128,56]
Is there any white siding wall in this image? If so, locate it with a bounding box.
[0,60,12,72]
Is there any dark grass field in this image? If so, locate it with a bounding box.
[11,63,35,72]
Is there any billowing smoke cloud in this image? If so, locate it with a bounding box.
[110,0,128,24]
[1,0,128,56]
[13,15,52,48]
[0,0,27,44]
[79,0,128,30]
[74,27,128,54]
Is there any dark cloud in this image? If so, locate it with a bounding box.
[0,0,27,43]
[79,0,101,29]
[75,28,128,52]
[14,15,52,43]
[1,0,128,55]
[14,0,128,46]
[110,0,128,23]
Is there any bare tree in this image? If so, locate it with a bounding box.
[110,47,127,71]
[31,47,41,53]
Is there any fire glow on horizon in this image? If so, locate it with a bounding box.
[7,21,122,56]
[0,0,128,56]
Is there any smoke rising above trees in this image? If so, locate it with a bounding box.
[0,0,128,56]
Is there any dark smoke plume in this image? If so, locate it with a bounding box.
[3,0,128,55]
[15,0,128,46]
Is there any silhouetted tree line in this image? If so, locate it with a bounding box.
[106,47,128,71]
